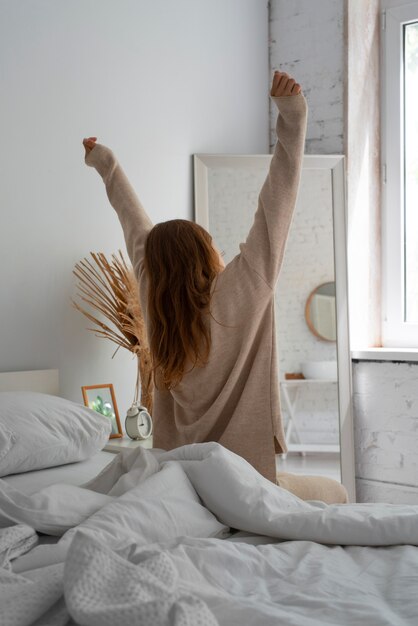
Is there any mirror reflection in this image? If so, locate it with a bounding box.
[195,155,342,483]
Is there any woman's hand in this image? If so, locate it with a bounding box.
[270,71,301,97]
[83,136,97,157]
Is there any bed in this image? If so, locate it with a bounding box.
[1,370,418,625]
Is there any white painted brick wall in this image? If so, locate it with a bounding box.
[356,479,418,505]
[269,0,345,154]
[353,360,418,502]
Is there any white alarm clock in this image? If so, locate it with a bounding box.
[125,403,153,440]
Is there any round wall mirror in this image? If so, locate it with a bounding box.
[305,281,336,342]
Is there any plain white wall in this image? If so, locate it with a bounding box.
[0,0,269,416]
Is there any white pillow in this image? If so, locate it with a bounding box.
[0,392,111,477]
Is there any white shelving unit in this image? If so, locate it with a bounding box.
[280,379,340,458]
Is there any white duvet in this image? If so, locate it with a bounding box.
[0,442,418,625]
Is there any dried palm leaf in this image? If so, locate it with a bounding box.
[73,251,153,413]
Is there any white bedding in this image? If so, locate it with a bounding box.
[2,450,114,495]
[0,392,111,477]
[1,442,418,625]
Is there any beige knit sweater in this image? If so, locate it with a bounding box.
[86,93,308,483]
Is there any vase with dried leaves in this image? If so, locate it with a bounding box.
[73,251,153,414]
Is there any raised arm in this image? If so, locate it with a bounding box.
[83,138,153,278]
[239,72,308,288]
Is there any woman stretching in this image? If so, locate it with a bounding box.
[83,71,307,484]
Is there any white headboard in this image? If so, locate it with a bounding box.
[0,369,59,395]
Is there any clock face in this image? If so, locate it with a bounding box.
[137,410,153,439]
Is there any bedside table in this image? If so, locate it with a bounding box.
[104,436,153,454]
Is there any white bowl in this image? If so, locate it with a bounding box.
[301,361,338,380]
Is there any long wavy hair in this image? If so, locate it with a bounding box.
[144,219,223,390]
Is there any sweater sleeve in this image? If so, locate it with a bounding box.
[85,144,153,276]
[239,93,308,289]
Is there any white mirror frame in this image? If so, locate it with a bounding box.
[194,154,356,502]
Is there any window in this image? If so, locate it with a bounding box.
[404,21,418,321]
[383,2,418,346]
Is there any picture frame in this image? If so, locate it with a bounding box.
[81,383,123,439]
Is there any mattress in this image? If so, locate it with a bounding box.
[1,449,115,495]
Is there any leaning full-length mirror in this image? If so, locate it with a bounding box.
[194,154,355,501]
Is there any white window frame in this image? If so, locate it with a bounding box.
[383,2,418,347]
